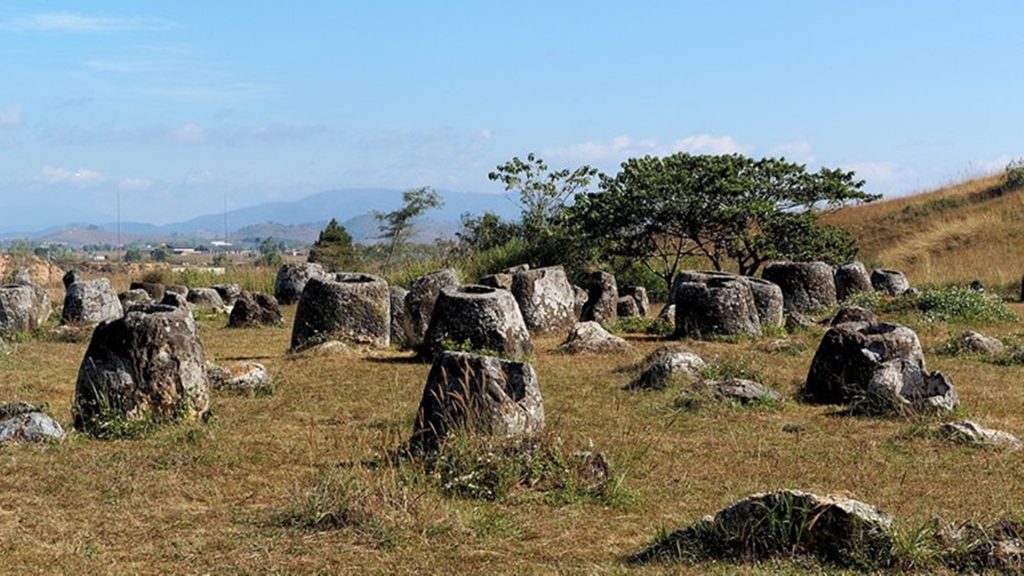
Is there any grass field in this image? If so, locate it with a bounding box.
[3,296,1024,574]
[823,172,1024,292]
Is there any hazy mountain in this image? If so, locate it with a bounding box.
[2,187,519,246]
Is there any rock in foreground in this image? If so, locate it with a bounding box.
[410,351,544,452]
[420,285,532,360]
[73,305,209,435]
[937,420,1021,450]
[628,346,705,390]
[805,322,958,415]
[291,274,390,351]
[559,321,633,355]
[0,402,65,446]
[228,291,283,328]
[633,490,894,569]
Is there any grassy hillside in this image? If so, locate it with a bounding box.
[823,172,1024,292]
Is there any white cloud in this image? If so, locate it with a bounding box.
[170,122,204,144]
[670,134,747,155]
[119,178,152,191]
[842,161,905,182]
[975,154,1022,174]
[184,170,215,186]
[39,166,106,186]
[0,105,23,127]
[770,141,816,163]
[2,12,173,33]
[544,134,746,165]
[480,128,493,140]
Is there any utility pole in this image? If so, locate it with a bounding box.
[117,190,121,256]
[223,191,228,243]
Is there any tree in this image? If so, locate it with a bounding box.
[571,153,878,297]
[151,247,169,262]
[123,248,143,263]
[488,153,597,236]
[373,186,443,269]
[456,211,520,253]
[308,218,357,271]
[257,237,284,267]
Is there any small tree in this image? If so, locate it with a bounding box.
[257,237,284,267]
[488,153,597,236]
[373,186,443,269]
[151,247,169,262]
[308,218,357,271]
[123,248,143,263]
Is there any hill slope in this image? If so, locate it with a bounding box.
[823,172,1024,289]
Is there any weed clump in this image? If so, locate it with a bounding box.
[423,432,633,506]
[844,286,1016,324]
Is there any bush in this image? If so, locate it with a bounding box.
[1006,158,1024,190]
[915,287,1016,323]
[843,286,1016,324]
[424,432,631,506]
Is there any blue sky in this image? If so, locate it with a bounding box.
[1,1,1022,229]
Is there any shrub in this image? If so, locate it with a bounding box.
[1006,158,1024,190]
[423,432,632,506]
[915,287,1016,323]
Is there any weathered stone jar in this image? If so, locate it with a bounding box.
[420,285,532,359]
[73,305,209,434]
[290,273,391,351]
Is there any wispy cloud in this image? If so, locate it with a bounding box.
[2,12,173,33]
[38,121,339,147]
[119,178,153,191]
[0,105,23,127]
[39,166,106,186]
[544,134,748,165]
[769,141,816,164]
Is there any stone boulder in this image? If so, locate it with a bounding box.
[420,285,532,359]
[186,288,226,311]
[62,269,83,289]
[404,268,460,348]
[510,266,577,334]
[0,283,52,336]
[690,378,783,404]
[130,281,165,302]
[160,290,191,311]
[654,304,676,332]
[62,278,123,326]
[559,321,633,355]
[633,490,894,568]
[746,277,784,328]
[581,271,618,325]
[871,269,911,296]
[0,402,65,446]
[228,291,283,328]
[619,285,650,317]
[73,305,209,434]
[674,277,761,339]
[572,285,588,318]
[410,351,544,452]
[165,284,188,297]
[830,305,878,326]
[805,322,958,415]
[206,361,272,395]
[937,420,1021,450]
[212,283,241,305]
[628,346,705,390]
[479,273,513,291]
[761,261,837,312]
[291,274,390,351]
[938,519,1024,572]
[274,262,328,305]
[119,289,153,310]
[389,286,411,348]
[957,330,1005,355]
[617,296,640,318]
[834,262,873,301]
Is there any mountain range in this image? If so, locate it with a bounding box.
[3,188,521,247]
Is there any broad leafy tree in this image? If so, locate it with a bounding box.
[571,153,877,296]
[488,153,597,236]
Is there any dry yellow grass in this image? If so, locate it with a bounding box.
[2,295,1024,573]
[823,172,1024,290]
